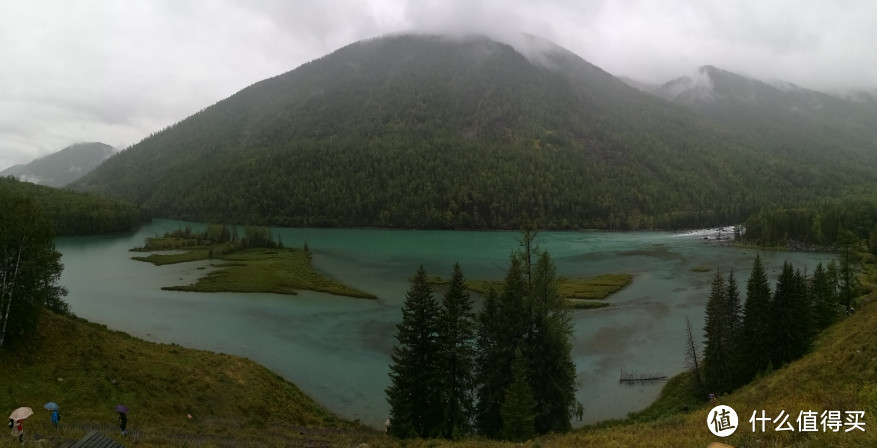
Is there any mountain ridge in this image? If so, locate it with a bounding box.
[2,142,115,187]
[71,34,877,230]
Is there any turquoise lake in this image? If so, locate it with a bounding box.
[55,220,833,428]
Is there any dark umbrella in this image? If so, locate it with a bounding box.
[114,404,129,413]
[43,402,60,411]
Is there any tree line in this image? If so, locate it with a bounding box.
[386,231,578,441]
[0,176,145,236]
[0,191,70,349]
[143,224,287,252]
[700,255,855,394]
[742,198,877,250]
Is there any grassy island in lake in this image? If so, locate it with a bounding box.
[426,273,632,309]
[131,233,377,299]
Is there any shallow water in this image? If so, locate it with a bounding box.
[55,220,832,427]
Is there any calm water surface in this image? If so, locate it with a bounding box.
[55,220,832,427]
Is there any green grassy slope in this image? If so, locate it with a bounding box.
[0,312,378,447]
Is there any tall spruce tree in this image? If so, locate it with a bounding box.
[736,254,773,384]
[437,263,475,438]
[475,232,578,438]
[725,270,742,350]
[703,269,731,393]
[476,256,529,437]
[791,268,814,358]
[810,262,839,330]
[500,346,537,442]
[474,286,505,437]
[386,266,442,438]
[527,251,577,434]
[770,262,798,366]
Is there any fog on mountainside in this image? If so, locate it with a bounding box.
[1,142,116,187]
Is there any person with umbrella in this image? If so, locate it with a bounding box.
[8,407,32,444]
[44,402,60,428]
[115,405,128,436]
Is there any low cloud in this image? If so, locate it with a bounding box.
[1,0,875,169]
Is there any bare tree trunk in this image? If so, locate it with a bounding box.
[685,316,707,400]
[0,239,26,348]
[517,228,538,289]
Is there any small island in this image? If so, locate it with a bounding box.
[130,225,377,299]
[427,273,632,309]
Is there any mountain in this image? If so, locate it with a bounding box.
[71,35,877,230]
[1,142,115,187]
[652,66,877,158]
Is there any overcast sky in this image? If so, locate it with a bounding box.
[2,0,876,170]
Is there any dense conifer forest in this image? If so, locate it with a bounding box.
[387,231,577,441]
[71,34,877,230]
[700,255,853,395]
[0,176,145,236]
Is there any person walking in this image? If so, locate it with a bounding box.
[115,405,129,436]
[10,419,23,443]
[50,409,60,428]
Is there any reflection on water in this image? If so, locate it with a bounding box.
[56,220,833,428]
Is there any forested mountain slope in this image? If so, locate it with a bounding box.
[0,177,145,235]
[72,34,877,230]
[655,66,877,168]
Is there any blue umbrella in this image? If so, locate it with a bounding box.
[115,404,129,413]
[43,402,60,411]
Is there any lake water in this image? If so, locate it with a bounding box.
[55,220,833,428]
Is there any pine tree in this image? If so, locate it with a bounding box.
[703,269,730,393]
[476,256,528,437]
[476,231,578,438]
[437,262,475,438]
[810,263,839,330]
[386,266,442,438]
[474,286,505,437]
[790,268,814,359]
[527,251,577,434]
[720,269,743,391]
[725,270,742,350]
[500,346,536,442]
[770,262,797,366]
[736,254,773,384]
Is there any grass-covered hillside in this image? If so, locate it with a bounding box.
[0,312,377,447]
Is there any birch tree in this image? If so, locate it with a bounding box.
[0,191,67,349]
